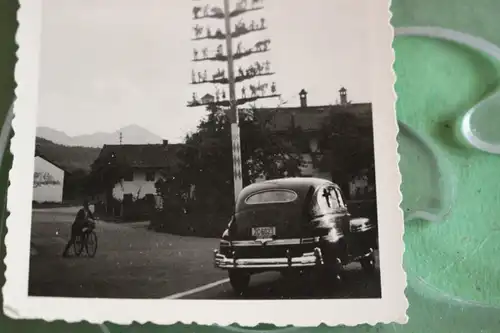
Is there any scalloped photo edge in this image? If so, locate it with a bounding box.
[3,0,407,326]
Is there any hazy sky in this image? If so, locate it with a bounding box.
[37,0,373,143]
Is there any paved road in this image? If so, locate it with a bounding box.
[29,207,381,299]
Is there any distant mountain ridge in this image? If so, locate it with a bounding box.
[36,125,164,148]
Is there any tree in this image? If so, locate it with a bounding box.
[241,108,304,183]
[86,151,132,196]
[63,169,88,201]
[318,110,375,197]
[156,105,304,215]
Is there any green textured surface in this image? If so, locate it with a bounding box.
[1,0,500,332]
[393,0,500,310]
[397,36,500,306]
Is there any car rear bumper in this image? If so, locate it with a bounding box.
[214,247,324,269]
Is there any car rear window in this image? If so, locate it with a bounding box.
[311,186,341,217]
[245,190,298,205]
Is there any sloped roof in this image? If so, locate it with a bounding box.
[34,148,72,174]
[250,103,372,132]
[91,103,371,169]
[95,144,184,169]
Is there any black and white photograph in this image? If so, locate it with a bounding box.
[5,0,406,326]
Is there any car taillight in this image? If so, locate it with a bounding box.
[310,215,345,238]
[310,216,334,229]
[349,217,374,233]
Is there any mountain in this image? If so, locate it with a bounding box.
[36,124,164,148]
[35,137,101,173]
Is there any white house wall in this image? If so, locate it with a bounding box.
[112,170,160,202]
[32,156,65,203]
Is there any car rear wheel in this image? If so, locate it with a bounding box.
[228,270,250,295]
[316,260,343,291]
[360,253,376,273]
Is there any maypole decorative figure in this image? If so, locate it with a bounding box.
[193,6,201,19]
[236,42,244,55]
[194,24,203,38]
[252,0,263,8]
[215,88,220,102]
[254,39,270,51]
[203,5,211,16]
[213,68,225,80]
[236,0,247,10]
[264,60,271,72]
[216,44,224,56]
[250,20,256,30]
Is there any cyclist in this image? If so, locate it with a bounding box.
[62,199,96,257]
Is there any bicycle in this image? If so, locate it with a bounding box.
[73,220,98,258]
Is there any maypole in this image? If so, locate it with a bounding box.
[188,0,280,202]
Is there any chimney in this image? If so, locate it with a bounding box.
[339,87,348,106]
[162,139,169,146]
[299,89,308,107]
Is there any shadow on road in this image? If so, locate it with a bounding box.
[29,209,381,300]
[181,264,381,299]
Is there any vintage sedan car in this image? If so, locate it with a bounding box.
[213,177,378,294]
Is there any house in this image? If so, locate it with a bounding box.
[90,140,184,219]
[201,93,215,104]
[252,88,374,196]
[33,150,69,203]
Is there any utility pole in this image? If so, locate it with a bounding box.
[188,0,280,203]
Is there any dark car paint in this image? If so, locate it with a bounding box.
[220,177,376,268]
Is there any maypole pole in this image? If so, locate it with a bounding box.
[222,0,243,201]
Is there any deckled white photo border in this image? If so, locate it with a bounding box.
[3,0,407,327]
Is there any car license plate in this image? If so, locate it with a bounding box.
[252,227,276,239]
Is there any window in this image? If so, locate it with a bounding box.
[123,170,133,181]
[245,190,298,205]
[145,171,155,181]
[311,186,340,217]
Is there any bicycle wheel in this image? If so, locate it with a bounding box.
[73,235,84,256]
[85,231,98,258]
